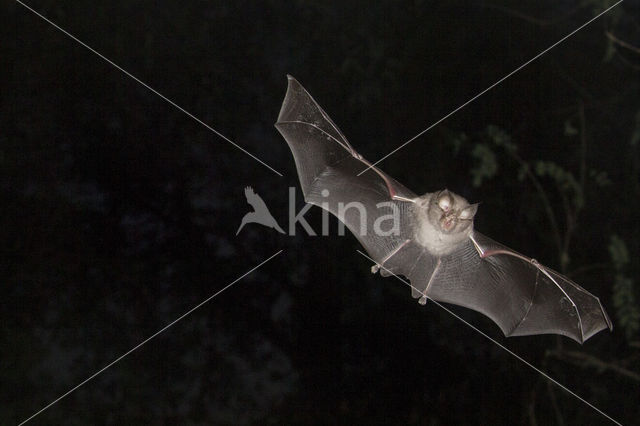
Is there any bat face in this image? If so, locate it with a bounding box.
[413,190,477,256]
[426,189,477,234]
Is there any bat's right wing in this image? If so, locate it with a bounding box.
[381,231,612,343]
[275,76,417,263]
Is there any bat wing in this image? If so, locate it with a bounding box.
[275,76,417,263]
[383,231,612,343]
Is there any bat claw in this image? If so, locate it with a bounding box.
[418,296,427,305]
[371,264,380,274]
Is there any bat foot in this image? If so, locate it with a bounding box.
[371,264,380,274]
[418,296,427,305]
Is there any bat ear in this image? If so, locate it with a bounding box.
[436,189,453,211]
[438,189,451,198]
[460,203,479,220]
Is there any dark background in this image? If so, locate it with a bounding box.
[2,0,639,424]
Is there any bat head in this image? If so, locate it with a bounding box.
[424,189,478,235]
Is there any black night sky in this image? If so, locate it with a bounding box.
[2,1,639,424]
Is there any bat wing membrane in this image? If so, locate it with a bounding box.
[383,232,611,343]
[275,76,417,262]
[468,232,612,342]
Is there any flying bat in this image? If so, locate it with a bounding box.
[275,75,612,344]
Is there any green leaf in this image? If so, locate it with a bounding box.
[564,120,578,136]
[450,132,467,156]
[608,235,640,340]
[470,143,498,187]
[589,169,612,187]
[603,38,616,62]
[608,234,629,269]
[535,161,584,209]
[613,275,640,340]
[517,164,529,182]
[630,110,640,146]
[486,125,516,153]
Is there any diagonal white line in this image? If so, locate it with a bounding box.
[13,0,283,177]
[356,249,622,426]
[19,250,283,426]
[358,0,623,175]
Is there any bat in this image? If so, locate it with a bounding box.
[275,75,612,344]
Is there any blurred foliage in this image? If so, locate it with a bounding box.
[470,143,498,187]
[534,161,583,209]
[632,110,640,146]
[609,235,640,341]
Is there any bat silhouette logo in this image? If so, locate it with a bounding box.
[236,186,285,235]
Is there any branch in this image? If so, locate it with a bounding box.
[484,3,585,27]
[558,101,587,272]
[616,53,640,71]
[566,262,611,279]
[547,350,640,382]
[506,150,564,259]
[528,389,538,426]
[578,102,587,199]
[547,381,566,426]
[559,190,574,273]
[606,31,640,55]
